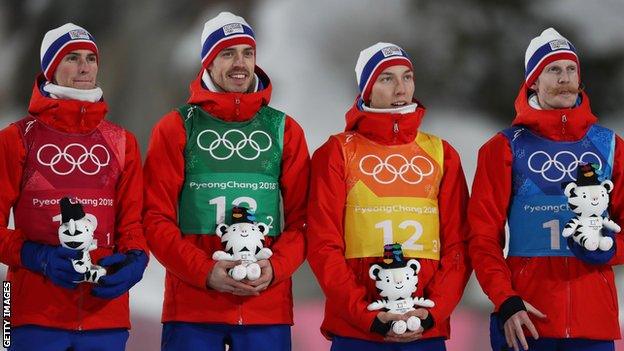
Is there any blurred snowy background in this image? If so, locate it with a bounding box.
[1,1,624,350]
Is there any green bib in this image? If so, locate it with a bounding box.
[178,104,285,236]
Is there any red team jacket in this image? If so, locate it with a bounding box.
[143,68,310,325]
[0,74,148,330]
[306,99,471,342]
[468,85,624,340]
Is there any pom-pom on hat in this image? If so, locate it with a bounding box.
[40,23,98,82]
[355,42,413,103]
[525,27,579,88]
[200,12,256,70]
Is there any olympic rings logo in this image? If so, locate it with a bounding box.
[37,143,110,176]
[359,154,434,184]
[197,129,272,161]
[527,150,602,182]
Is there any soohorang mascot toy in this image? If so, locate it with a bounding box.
[57,197,106,283]
[367,243,435,335]
[213,206,273,281]
[563,163,621,251]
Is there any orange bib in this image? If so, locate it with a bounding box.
[337,131,444,260]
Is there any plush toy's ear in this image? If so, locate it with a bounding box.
[215,224,229,238]
[564,182,578,198]
[84,213,98,231]
[602,179,614,193]
[369,264,382,281]
[256,222,269,234]
[407,259,421,275]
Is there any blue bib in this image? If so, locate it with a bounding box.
[502,125,615,257]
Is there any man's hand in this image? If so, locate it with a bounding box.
[20,241,83,290]
[376,311,405,324]
[504,300,546,351]
[383,309,428,343]
[206,260,259,296]
[91,250,148,299]
[245,259,273,292]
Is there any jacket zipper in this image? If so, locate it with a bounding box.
[238,296,243,325]
[518,257,530,275]
[234,97,241,118]
[565,257,570,338]
[80,106,86,128]
[393,120,399,143]
[78,285,84,331]
[561,114,567,136]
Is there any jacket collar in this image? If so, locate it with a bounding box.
[27,74,108,134]
[187,66,272,122]
[344,96,426,145]
[512,83,597,141]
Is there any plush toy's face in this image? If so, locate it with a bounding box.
[58,214,97,251]
[369,259,420,301]
[565,180,613,217]
[216,222,269,254]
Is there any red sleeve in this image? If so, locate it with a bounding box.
[143,112,214,289]
[467,133,519,309]
[424,141,471,325]
[0,124,26,267]
[114,131,148,254]
[306,136,378,334]
[608,135,624,265]
[269,116,310,284]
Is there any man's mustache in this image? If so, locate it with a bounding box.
[546,85,582,95]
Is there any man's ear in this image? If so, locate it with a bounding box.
[530,79,539,91]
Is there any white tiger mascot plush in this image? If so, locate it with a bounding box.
[367,243,435,335]
[213,206,273,281]
[563,163,621,251]
[57,197,106,283]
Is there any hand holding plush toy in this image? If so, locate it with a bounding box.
[57,197,106,283]
[367,243,434,335]
[212,206,272,281]
[562,163,621,251]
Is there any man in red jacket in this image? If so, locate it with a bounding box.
[143,11,309,350]
[0,23,148,351]
[468,28,623,351]
[306,42,471,350]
